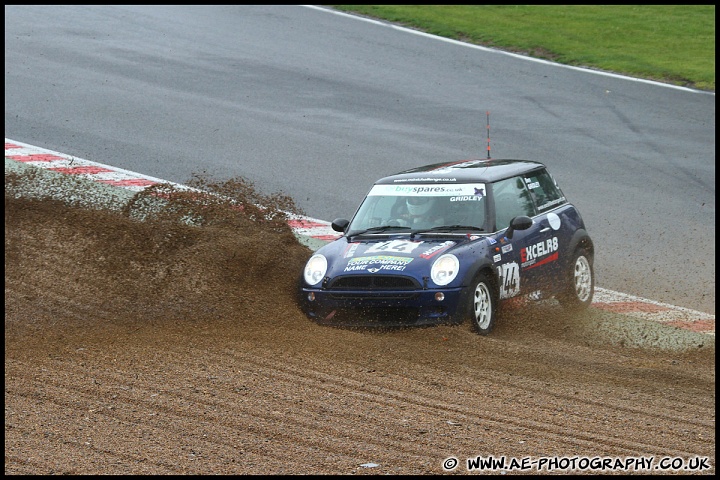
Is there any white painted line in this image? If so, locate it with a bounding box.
[302,5,714,96]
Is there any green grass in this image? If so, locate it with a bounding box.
[333,5,715,91]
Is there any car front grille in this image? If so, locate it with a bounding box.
[328,291,420,300]
[328,275,420,290]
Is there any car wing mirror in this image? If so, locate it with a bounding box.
[331,218,350,233]
[505,215,533,239]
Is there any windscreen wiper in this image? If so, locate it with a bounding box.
[411,225,485,238]
[348,225,411,239]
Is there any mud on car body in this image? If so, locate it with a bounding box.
[298,159,594,335]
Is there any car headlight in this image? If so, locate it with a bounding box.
[303,254,328,286]
[430,253,459,286]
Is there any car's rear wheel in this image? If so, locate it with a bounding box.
[468,272,497,335]
[558,247,594,310]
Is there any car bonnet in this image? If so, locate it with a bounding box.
[322,235,481,278]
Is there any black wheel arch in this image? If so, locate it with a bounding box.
[458,259,499,308]
[567,229,594,265]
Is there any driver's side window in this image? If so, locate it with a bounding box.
[492,177,536,230]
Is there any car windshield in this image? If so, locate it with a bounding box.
[347,183,488,234]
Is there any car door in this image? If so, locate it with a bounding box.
[519,169,568,289]
[491,176,557,299]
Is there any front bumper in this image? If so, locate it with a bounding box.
[299,286,467,327]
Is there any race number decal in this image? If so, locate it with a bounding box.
[365,240,423,254]
[497,262,520,299]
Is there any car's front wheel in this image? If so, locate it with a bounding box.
[558,247,594,310]
[468,272,497,335]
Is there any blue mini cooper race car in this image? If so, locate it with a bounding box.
[298,159,594,335]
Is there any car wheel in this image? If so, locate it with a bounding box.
[558,248,594,310]
[468,272,497,335]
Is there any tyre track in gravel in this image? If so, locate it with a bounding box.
[173,348,716,459]
[236,343,715,423]
[5,397,360,476]
[7,357,460,463]
[6,363,370,474]
[6,275,715,464]
[6,272,714,465]
[224,348,716,444]
[8,331,714,465]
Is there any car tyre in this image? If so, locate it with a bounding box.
[558,247,594,310]
[468,272,497,335]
